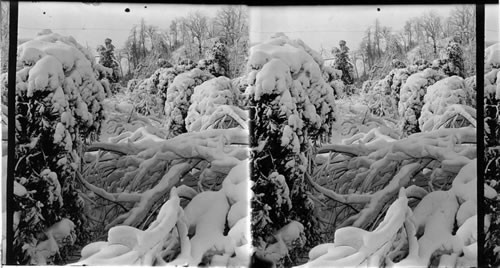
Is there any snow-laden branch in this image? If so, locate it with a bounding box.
[81,127,249,229]
[75,160,251,266]
[304,156,478,267]
[295,188,411,267]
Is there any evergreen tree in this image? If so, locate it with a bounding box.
[333,40,355,85]
[205,38,230,77]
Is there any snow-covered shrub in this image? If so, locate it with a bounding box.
[129,49,231,119]
[185,76,246,132]
[128,68,167,116]
[485,43,500,73]
[391,58,406,69]
[164,68,214,137]
[246,34,335,266]
[11,31,106,264]
[361,79,376,94]
[323,66,345,98]
[398,68,447,136]
[127,61,199,117]
[126,78,140,92]
[418,76,476,132]
[232,75,249,95]
[411,58,431,71]
[93,62,115,96]
[363,66,416,118]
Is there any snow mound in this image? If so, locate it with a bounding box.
[185,76,245,132]
[419,76,475,131]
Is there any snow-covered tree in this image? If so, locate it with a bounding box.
[201,38,230,77]
[421,11,443,55]
[10,31,107,264]
[246,34,336,266]
[438,37,466,78]
[333,40,355,86]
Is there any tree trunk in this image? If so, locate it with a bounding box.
[198,37,203,58]
[432,37,437,55]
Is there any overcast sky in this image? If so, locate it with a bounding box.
[486,4,499,43]
[250,5,474,53]
[19,3,489,55]
[18,2,222,54]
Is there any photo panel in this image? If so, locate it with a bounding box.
[1,2,9,265]
[484,2,500,266]
[8,2,250,265]
[2,1,487,267]
[248,5,477,267]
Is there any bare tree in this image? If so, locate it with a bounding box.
[374,19,382,58]
[126,26,139,69]
[206,17,219,39]
[139,18,147,58]
[168,19,180,51]
[381,26,393,52]
[145,25,157,51]
[363,28,374,69]
[411,17,426,46]
[214,6,248,46]
[184,11,209,58]
[421,11,443,55]
[449,5,475,44]
[403,21,413,51]
[213,6,249,77]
